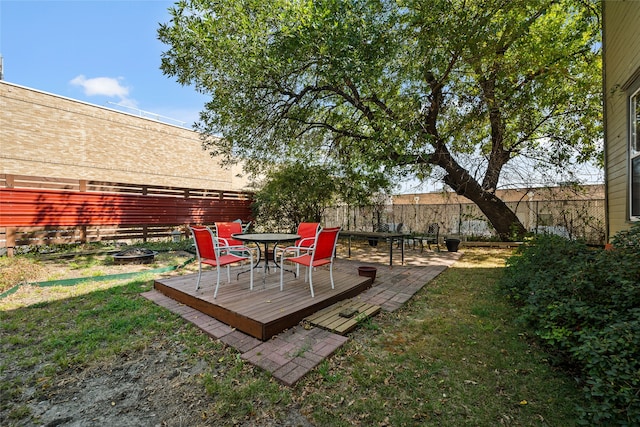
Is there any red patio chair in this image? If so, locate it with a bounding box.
[189,225,253,298]
[214,222,245,247]
[294,222,321,247]
[279,226,341,297]
[274,222,320,275]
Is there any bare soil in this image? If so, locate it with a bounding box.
[1,249,348,426]
[16,337,312,427]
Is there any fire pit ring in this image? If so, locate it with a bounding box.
[113,248,157,265]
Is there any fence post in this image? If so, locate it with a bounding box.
[6,227,15,257]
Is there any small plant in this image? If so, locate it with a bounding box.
[291,342,311,358]
[354,313,379,331]
[611,222,640,251]
[316,360,341,384]
[8,405,31,420]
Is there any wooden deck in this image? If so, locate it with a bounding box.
[153,266,373,341]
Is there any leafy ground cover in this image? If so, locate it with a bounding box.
[499,224,640,425]
[1,247,583,426]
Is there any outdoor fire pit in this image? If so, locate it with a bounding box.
[113,248,157,265]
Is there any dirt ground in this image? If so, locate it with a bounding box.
[2,243,438,426]
[1,249,323,426]
[16,337,313,427]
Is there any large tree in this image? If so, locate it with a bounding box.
[158,0,602,240]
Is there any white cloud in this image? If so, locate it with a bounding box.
[70,75,137,107]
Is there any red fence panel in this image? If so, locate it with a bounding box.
[0,175,254,253]
[0,188,252,227]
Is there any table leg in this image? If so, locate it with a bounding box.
[271,243,280,271]
[244,242,276,287]
[235,243,261,279]
[256,242,269,287]
[263,242,270,272]
[256,243,262,266]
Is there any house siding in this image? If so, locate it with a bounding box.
[603,0,640,239]
[0,81,248,191]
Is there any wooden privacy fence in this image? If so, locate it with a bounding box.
[0,175,254,255]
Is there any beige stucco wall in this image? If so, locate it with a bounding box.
[0,81,249,191]
[393,185,604,205]
[603,1,640,239]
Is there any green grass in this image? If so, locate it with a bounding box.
[297,249,582,426]
[0,249,582,425]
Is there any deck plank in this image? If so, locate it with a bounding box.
[304,300,381,335]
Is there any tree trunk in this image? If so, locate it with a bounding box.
[464,188,526,241]
[435,147,526,241]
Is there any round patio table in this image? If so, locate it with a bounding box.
[232,233,300,282]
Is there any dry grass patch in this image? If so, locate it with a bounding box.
[0,257,48,293]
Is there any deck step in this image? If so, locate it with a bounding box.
[304,299,380,335]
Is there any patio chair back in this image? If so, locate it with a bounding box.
[191,225,219,261]
[215,222,244,247]
[310,227,341,265]
[426,223,439,243]
[418,223,440,251]
[296,222,320,248]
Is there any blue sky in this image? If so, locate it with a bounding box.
[0,0,207,127]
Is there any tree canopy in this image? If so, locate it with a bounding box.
[158,0,602,240]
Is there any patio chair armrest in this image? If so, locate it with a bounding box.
[277,244,314,260]
[225,244,252,251]
[215,237,231,248]
[297,237,316,247]
[278,244,310,254]
[224,245,256,259]
[412,234,436,241]
[213,238,254,257]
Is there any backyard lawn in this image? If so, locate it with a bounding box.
[0,247,583,426]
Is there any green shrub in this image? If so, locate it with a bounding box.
[572,315,640,425]
[499,224,640,425]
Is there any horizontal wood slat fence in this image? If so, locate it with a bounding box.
[0,174,254,255]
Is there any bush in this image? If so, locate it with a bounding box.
[499,224,640,425]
